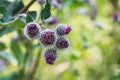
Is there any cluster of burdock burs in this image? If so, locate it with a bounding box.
[24,22,71,65]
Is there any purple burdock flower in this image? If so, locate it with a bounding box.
[40,29,57,46]
[56,37,69,49]
[65,26,71,34]
[24,22,41,39]
[44,49,57,65]
[44,16,58,25]
[56,24,71,36]
[113,13,120,22]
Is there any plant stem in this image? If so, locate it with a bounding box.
[19,50,30,80]
[19,40,33,80]
[28,48,43,80]
[16,0,37,15]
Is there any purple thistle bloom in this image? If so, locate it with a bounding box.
[44,49,57,65]
[24,22,41,39]
[56,24,71,36]
[56,37,69,49]
[40,29,56,46]
[65,26,71,34]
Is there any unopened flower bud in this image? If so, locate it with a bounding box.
[44,49,57,65]
[40,29,57,46]
[24,22,41,39]
[56,37,69,49]
[56,24,71,36]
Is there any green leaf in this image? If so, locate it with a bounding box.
[0,27,16,37]
[40,1,51,21]
[26,12,34,23]
[8,0,24,15]
[0,0,10,8]
[0,6,12,23]
[0,13,3,19]
[29,11,37,20]
[0,72,19,80]
[0,18,25,28]
[0,52,17,64]
[10,41,24,65]
[70,52,80,61]
[0,42,6,50]
[0,6,25,28]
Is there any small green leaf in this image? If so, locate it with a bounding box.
[0,27,16,37]
[26,13,34,23]
[0,42,6,50]
[40,1,51,21]
[10,41,24,65]
[0,6,12,23]
[8,0,24,15]
[0,0,10,8]
[0,13,3,19]
[70,52,81,61]
[29,11,37,20]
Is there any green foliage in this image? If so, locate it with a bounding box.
[0,18,25,28]
[0,0,120,80]
[0,52,16,64]
[10,41,24,65]
[26,12,34,23]
[8,0,24,15]
[0,27,16,37]
[28,11,37,21]
[0,42,6,50]
[0,72,19,80]
[40,1,51,21]
[0,6,12,23]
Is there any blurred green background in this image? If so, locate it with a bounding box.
[0,0,120,80]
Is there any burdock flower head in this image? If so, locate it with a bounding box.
[56,37,69,50]
[44,49,57,65]
[56,24,71,36]
[39,29,57,47]
[24,22,41,39]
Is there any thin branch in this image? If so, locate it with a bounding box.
[19,40,33,80]
[28,48,43,80]
[16,0,37,15]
